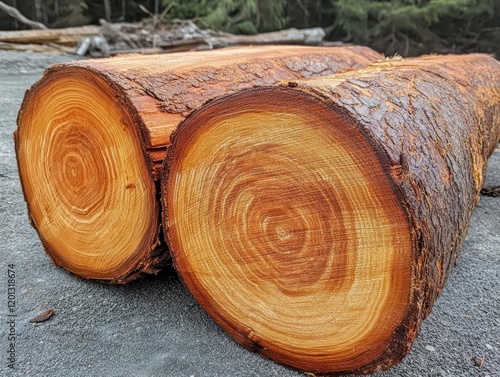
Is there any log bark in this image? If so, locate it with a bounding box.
[161,54,500,374]
[14,45,382,283]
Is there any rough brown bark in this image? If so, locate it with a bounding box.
[162,54,500,374]
[15,45,382,283]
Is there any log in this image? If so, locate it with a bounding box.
[206,27,326,47]
[161,54,500,374]
[0,41,74,54]
[0,25,100,46]
[14,45,382,283]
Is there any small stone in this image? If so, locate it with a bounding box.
[425,345,436,352]
[486,344,493,350]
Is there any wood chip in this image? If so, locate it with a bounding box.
[30,309,55,323]
[470,355,486,368]
[480,185,500,197]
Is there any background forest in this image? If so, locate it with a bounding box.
[1,0,499,57]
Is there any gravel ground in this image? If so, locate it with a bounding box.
[0,51,499,377]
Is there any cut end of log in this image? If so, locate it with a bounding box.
[14,45,385,283]
[163,88,413,374]
[16,67,158,282]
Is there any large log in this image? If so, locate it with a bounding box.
[162,54,500,374]
[14,45,382,283]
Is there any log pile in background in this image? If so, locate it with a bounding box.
[161,54,500,375]
[0,17,329,56]
[78,19,327,57]
[15,45,382,283]
[0,25,100,45]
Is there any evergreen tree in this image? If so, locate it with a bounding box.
[162,0,288,34]
[330,0,497,55]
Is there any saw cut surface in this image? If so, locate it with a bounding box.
[165,89,412,373]
[16,69,156,281]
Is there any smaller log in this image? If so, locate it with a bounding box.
[206,27,326,48]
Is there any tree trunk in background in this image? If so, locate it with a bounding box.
[103,0,111,22]
[162,54,500,375]
[11,0,18,29]
[33,0,43,24]
[121,0,126,21]
[14,45,382,283]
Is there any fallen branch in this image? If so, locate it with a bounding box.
[0,1,47,29]
[481,185,500,197]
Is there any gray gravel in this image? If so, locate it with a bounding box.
[1,51,499,377]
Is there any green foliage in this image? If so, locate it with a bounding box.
[331,0,497,51]
[161,0,288,34]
